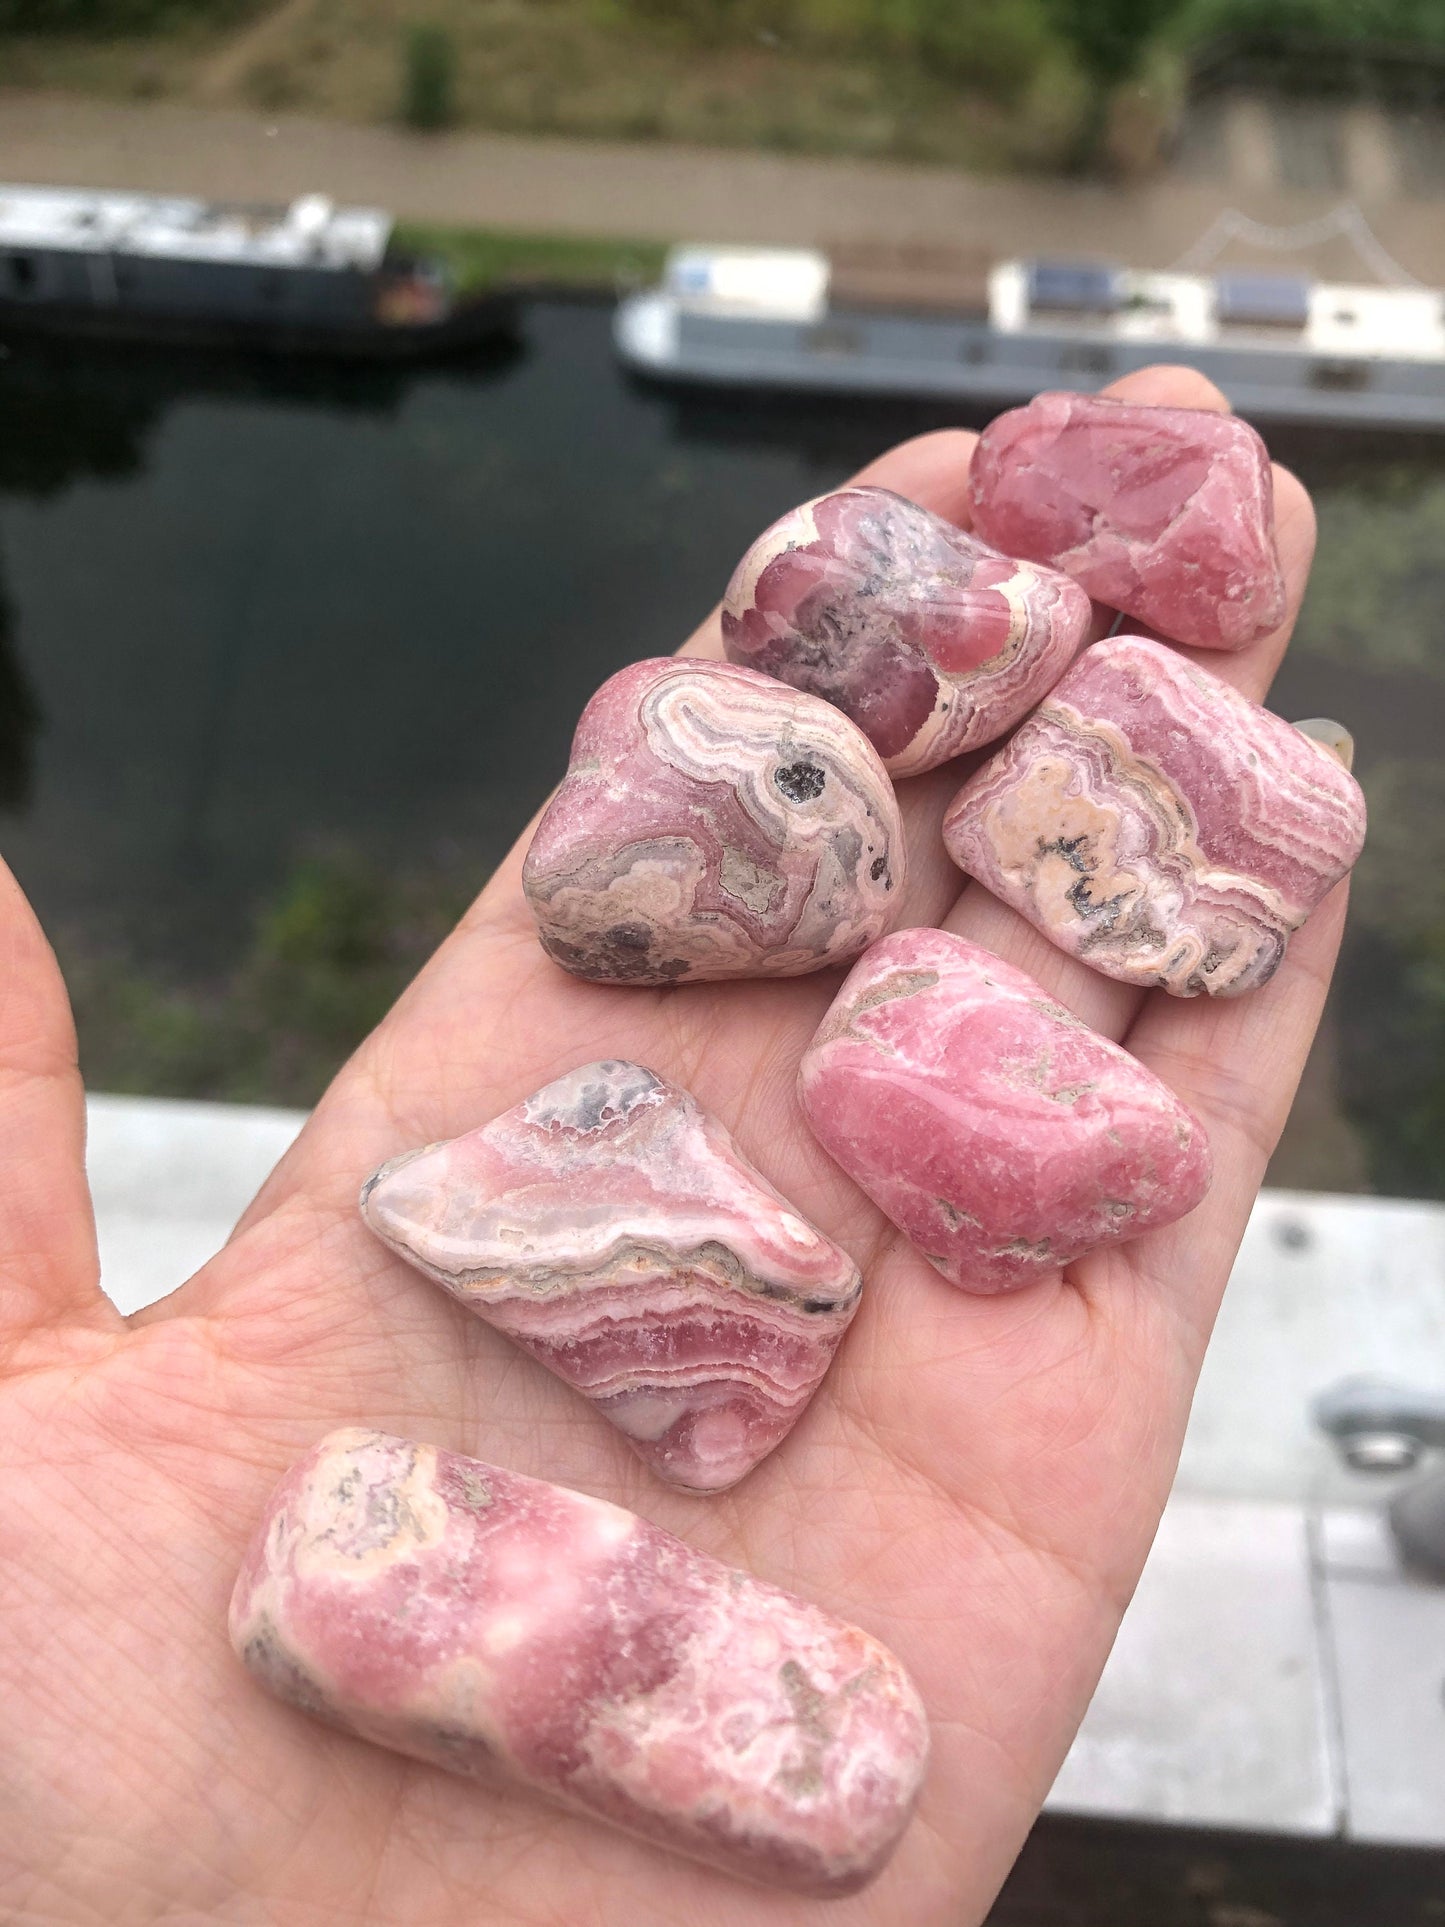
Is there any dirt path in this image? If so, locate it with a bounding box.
[2,87,1443,281]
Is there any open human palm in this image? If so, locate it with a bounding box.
[1,367,1340,1926]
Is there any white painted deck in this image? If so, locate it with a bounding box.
[85,1092,1445,1848]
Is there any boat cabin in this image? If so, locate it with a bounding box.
[994,256,1445,369]
[0,185,396,326]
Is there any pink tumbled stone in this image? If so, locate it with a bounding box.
[943,635,1367,998]
[231,1429,929,1894]
[362,1061,860,1493]
[721,486,1090,777]
[523,657,904,984]
[799,929,1211,1292]
[968,391,1286,650]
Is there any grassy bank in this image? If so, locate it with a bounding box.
[62,846,473,1109]
[394,222,665,295]
[6,1,1445,179]
[0,0,1095,174]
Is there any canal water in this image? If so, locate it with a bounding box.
[0,297,1439,1199]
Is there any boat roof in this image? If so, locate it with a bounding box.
[664,246,829,322]
[658,243,1445,365]
[996,257,1445,364]
[0,185,392,272]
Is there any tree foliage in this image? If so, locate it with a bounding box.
[0,0,251,28]
[1184,0,1445,45]
[1044,0,1188,83]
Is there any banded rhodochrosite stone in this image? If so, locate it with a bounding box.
[968,391,1286,650]
[361,1061,860,1493]
[943,636,1367,998]
[523,657,903,984]
[231,1429,929,1894]
[720,486,1090,777]
[799,929,1211,1293]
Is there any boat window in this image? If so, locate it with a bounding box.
[1059,343,1114,376]
[8,254,37,292]
[1026,260,1121,313]
[1311,359,1370,390]
[1215,272,1311,329]
[806,322,861,356]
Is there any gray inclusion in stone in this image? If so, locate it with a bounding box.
[523,1059,666,1135]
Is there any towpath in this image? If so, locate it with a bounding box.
[2,88,1443,281]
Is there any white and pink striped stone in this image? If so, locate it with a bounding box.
[231,1429,929,1895]
[522,657,903,985]
[721,486,1090,777]
[943,636,1366,998]
[800,928,1211,1292]
[967,391,1286,650]
[361,1061,860,1493]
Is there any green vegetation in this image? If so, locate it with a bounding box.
[1297,467,1445,675]
[0,0,1098,174]
[605,0,1194,98]
[606,0,1095,104]
[1340,920,1445,1199]
[394,221,665,294]
[6,0,1445,177]
[1186,0,1445,45]
[1047,0,1187,84]
[1336,759,1445,1199]
[400,20,456,129]
[0,0,252,27]
[1284,452,1445,1199]
[63,848,472,1108]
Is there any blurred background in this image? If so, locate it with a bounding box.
[1,2,1443,1920]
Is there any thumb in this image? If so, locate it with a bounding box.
[0,857,115,1366]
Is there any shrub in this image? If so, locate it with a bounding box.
[401,22,457,132]
[1045,0,1188,85]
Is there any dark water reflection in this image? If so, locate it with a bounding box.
[0,300,1438,1196]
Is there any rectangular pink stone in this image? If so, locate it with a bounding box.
[799,928,1211,1291]
[231,1429,929,1895]
[944,636,1367,997]
[967,391,1286,650]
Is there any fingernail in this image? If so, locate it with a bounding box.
[1294,717,1354,771]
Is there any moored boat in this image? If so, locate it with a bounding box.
[615,238,1445,430]
[0,185,515,359]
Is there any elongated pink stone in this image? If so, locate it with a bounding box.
[720,486,1090,776]
[231,1429,929,1893]
[799,929,1211,1292]
[523,657,903,984]
[362,1061,860,1493]
[968,392,1286,650]
[943,635,1367,998]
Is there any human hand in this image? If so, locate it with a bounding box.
[0,365,1333,1926]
